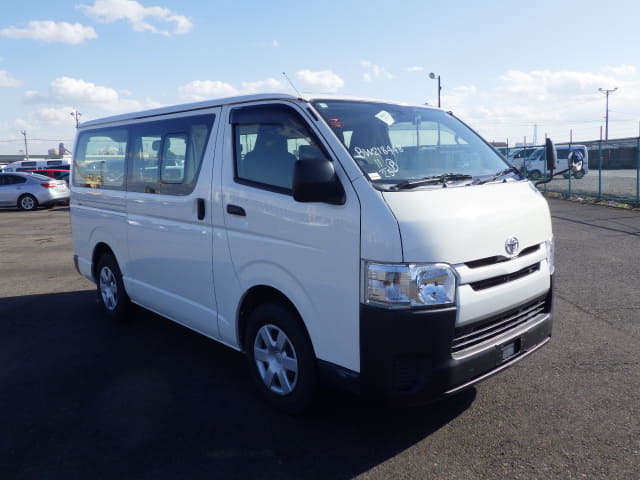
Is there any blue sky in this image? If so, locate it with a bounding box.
[1,0,639,154]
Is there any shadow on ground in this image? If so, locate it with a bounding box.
[0,291,475,480]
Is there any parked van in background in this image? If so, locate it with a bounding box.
[70,94,555,412]
[522,145,588,180]
[1,159,70,173]
[507,147,537,166]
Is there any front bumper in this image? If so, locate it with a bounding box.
[354,287,553,407]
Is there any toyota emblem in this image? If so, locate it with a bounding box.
[505,236,520,256]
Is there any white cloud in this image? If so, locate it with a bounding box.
[498,69,616,100]
[178,80,238,101]
[30,107,80,126]
[78,0,193,35]
[445,66,640,143]
[251,39,280,48]
[241,78,284,94]
[23,76,146,112]
[604,64,636,76]
[407,66,424,72]
[360,60,394,82]
[0,70,21,87]
[0,21,97,44]
[177,77,289,101]
[295,69,345,92]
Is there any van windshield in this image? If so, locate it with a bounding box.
[312,100,513,189]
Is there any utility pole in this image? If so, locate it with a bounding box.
[598,87,617,141]
[20,130,29,159]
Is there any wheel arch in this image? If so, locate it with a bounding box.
[91,242,116,281]
[237,285,314,356]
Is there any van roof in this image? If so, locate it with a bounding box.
[78,93,434,129]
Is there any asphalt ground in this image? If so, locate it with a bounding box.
[541,169,640,201]
[0,199,638,480]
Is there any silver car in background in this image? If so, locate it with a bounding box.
[0,172,70,211]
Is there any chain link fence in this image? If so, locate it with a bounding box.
[502,137,640,205]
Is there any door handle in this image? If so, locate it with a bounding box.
[226,204,246,217]
[196,198,205,220]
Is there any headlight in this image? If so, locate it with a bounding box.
[545,239,554,275]
[365,262,456,308]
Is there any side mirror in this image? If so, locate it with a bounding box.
[545,138,557,171]
[568,151,583,173]
[292,158,345,205]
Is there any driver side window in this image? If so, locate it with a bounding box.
[231,104,329,192]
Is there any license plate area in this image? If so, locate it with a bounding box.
[499,337,522,363]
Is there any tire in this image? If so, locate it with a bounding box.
[574,170,585,179]
[18,194,38,211]
[245,303,317,414]
[528,170,541,181]
[96,252,131,322]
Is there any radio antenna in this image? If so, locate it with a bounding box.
[282,72,302,96]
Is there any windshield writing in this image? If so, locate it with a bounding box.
[313,100,512,188]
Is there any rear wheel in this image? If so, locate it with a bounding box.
[18,194,38,211]
[96,252,131,322]
[245,303,317,414]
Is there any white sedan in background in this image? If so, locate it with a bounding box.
[0,172,69,211]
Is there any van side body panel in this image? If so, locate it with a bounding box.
[215,102,363,372]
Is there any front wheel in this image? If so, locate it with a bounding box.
[96,253,131,322]
[574,170,585,179]
[18,194,38,211]
[245,303,317,414]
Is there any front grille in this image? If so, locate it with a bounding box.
[464,244,540,269]
[469,263,540,291]
[452,298,546,354]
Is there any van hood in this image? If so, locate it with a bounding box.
[381,181,552,264]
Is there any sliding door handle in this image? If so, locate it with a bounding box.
[226,204,246,217]
[196,198,206,220]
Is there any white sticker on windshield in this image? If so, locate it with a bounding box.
[369,172,381,180]
[375,110,394,126]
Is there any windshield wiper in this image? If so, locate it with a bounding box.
[473,167,521,185]
[393,173,473,190]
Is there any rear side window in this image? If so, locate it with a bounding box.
[0,175,27,185]
[73,114,215,194]
[73,128,128,190]
[128,114,214,195]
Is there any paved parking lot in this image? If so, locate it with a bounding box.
[544,169,640,201]
[1,199,638,479]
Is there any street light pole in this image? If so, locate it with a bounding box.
[70,110,82,128]
[20,130,29,160]
[429,72,441,107]
[598,87,617,141]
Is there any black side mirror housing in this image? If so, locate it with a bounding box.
[545,138,557,171]
[292,158,345,205]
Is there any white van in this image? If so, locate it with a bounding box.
[71,94,554,412]
[1,158,70,172]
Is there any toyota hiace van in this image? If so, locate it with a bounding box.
[71,94,555,412]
